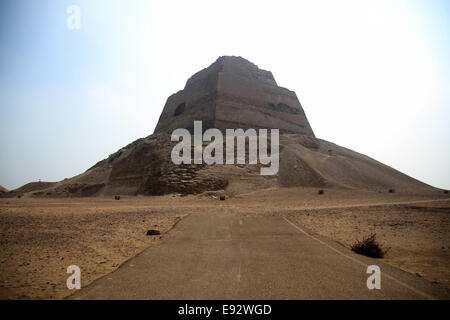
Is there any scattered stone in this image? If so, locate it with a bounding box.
[220,195,226,201]
[388,189,395,193]
[114,195,121,200]
[416,272,423,278]
[146,229,161,236]
[318,189,324,195]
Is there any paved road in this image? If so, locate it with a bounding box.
[70,208,449,299]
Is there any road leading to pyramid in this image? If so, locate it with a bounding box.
[69,205,449,300]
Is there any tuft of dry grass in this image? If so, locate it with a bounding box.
[351,234,388,258]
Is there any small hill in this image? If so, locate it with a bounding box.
[0,181,57,197]
[12,181,57,194]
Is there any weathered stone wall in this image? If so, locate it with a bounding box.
[214,70,314,135]
[154,56,315,136]
[220,56,277,86]
[154,60,221,134]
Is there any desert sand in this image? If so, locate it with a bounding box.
[285,199,450,289]
[0,196,186,299]
[0,188,448,299]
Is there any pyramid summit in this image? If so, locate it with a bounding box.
[155,56,315,136]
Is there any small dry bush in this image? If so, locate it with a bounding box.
[351,234,388,258]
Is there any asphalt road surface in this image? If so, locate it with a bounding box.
[70,208,449,300]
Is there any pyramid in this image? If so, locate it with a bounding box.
[155,56,315,136]
[4,56,441,198]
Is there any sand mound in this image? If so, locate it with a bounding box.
[20,132,440,198]
[13,182,57,193]
[277,134,437,194]
[0,182,57,197]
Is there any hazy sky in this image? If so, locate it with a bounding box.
[0,0,449,190]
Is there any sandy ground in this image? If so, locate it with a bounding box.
[0,196,186,299]
[0,188,449,299]
[285,200,450,289]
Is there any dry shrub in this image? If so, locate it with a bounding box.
[351,234,388,258]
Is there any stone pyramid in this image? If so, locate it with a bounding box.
[4,56,441,198]
[155,56,315,136]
